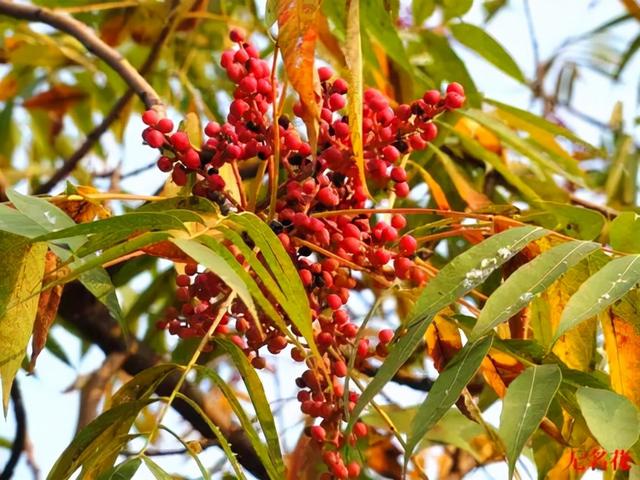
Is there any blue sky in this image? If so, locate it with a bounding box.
[1,1,638,479]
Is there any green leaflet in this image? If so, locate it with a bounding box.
[347,225,547,431]
[576,387,640,451]
[499,364,562,479]
[405,335,493,465]
[449,22,525,83]
[471,240,599,338]
[553,255,640,343]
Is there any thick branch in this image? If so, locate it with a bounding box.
[58,281,268,480]
[0,381,26,480]
[32,0,181,195]
[0,1,161,109]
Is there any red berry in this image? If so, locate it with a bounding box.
[170,132,191,151]
[144,129,165,148]
[299,268,313,286]
[447,82,465,96]
[390,166,407,183]
[399,235,417,255]
[347,462,361,478]
[394,257,412,279]
[381,145,400,162]
[445,92,465,109]
[391,214,406,230]
[421,122,438,141]
[205,121,221,136]
[156,117,174,133]
[157,156,172,172]
[182,148,200,169]
[378,329,394,344]
[327,294,343,310]
[341,237,361,254]
[328,93,346,111]
[229,29,244,43]
[318,66,333,82]
[353,422,368,438]
[142,109,158,126]
[310,425,326,443]
[395,182,410,197]
[317,187,339,206]
[332,360,347,377]
[423,89,441,104]
[381,226,398,243]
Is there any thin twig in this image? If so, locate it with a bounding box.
[28,0,182,194]
[523,0,540,73]
[0,1,161,109]
[0,381,26,480]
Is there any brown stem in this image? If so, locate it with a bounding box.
[28,0,181,194]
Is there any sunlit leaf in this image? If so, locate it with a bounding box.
[609,211,640,253]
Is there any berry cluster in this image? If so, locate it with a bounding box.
[144,30,465,478]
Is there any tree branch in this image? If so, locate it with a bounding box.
[58,281,268,480]
[0,381,26,480]
[0,1,161,109]
[31,0,182,194]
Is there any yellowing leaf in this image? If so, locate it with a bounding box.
[0,233,47,414]
[277,0,322,146]
[480,350,524,398]
[23,85,87,114]
[425,314,462,372]
[602,311,640,407]
[0,73,18,102]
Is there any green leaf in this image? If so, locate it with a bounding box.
[78,268,124,324]
[576,387,640,451]
[265,0,277,27]
[528,201,605,241]
[0,204,48,238]
[6,188,76,233]
[449,23,525,83]
[361,0,414,76]
[553,255,640,343]
[485,98,598,150]
[97,458,142,480]
[461,109,586,185]
[217,338,284,479]
[405,335,493,464]
[33,212,187,243]
[412,0,435,25]
[224,213,320,359]
[347,225,547,430]
[0,234,47,414]
[141,457,172,480]
[47,400,154,480]
[499,364,562,479]
[471,240,599,338]
[442,0,472,19]
[609,212,640,253]
[156,424,211,480]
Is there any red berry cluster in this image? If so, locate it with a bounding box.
[144,29,465,478]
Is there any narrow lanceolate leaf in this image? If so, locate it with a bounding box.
[345,0,369,198]
[499,364,562,479]
[0,233,47,414]
[601,311,640,407]
[405,335,493,464]
[449,23,525,83]
[225,213,320,359]
[141,457,173,480]
[576,387,640,451]
[277,0,321,142]
[96,458,142,480]
[217,339,285,479]
[347,226,547,430]
[553,255,640,343]
[472,240,599,339]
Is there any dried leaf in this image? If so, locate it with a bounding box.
[366,433,403,479]
[425,313,462,371]
[23,85,87,114]
[0,73,18,102]
[51,186,111,223]
[29,250,63,371]
[140,240,193,263]
[480,350,524,398]
[286,432,324,480]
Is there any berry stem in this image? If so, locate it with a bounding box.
[230,159,248,209]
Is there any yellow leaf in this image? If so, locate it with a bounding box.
[425,313,462,372]
[602,311,640,407]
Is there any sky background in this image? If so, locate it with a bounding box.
[1,0,639,479]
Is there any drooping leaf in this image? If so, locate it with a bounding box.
[449,23,525,83]
[277,0,322,143]
[576,387,640,451]
[347,226,547,429]
[609,211,640,253]
[412,0,435,25]
[472,240,599,338]
[47,400,154,480]
[498,364,562,479]
[0,233,47,414]
[405,335,493,464]
[345,0,369,198]
[442,0,473,20]
[614,32,640,79]
[23,84,87,114]
[553,255,640,343]
[141,457,173,480]
[217,338,285,478]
